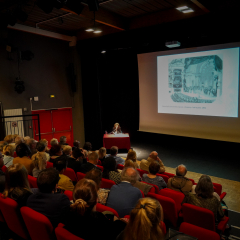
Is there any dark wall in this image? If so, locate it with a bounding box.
[0,29,72,114]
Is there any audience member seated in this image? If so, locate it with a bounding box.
[27,138,38,158]
[142,161,167,190]
[124,159,136,169]
[116,198,164,240]
[0,141,7,154]
[182,175,225,224]
[98,147,107,164]
[32,152,47,178]
[3,145,14,167]
[106,146,125,165]
[50,138,58,147]
[103,156,121,184]
[126,149,140,169]
[0,152,5,193]
[167,164,193,194]
[15,136,24,147]
[140,151,165,173]
[80,151,101,174]
[192,175,221,201]
[83,142,92,153]
[39,139,50,153]
[4,135,15,146]
[27,168,71,228]
[33,141,50,162]
[106,167,142,217]
[63,145,72,157]
[13,143,34,175]
[55,159,74,191]
[64,178,126,240]
[59,136,69,146]
[2,163,32,207]
[72,140,80,151]
[67,148,86,173]
[85,168,110,205]
[23,136,30,142]
[12,134,19,142]
[49,144,63,161]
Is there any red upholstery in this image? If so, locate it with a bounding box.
[97,160,102,165]
[179,222,220,240]
[182,203,229,232]
[77,172,86,181]
[137,168,148,177]
[55,225,84,240]
[63,168,77,182]
[28,175,38,188]
[96,203,119,217]
[188,178,195,185]
[148,186,156,193]
[97,165,103,171]
[100,178,116,189]
[156,173,169,184]
[213,182,226,200]
[21,206,53,240]
[147,192,178,227]
[117,164,124,170]
[0,195,29,239]
[13,151,17,158]
[159,188,185,214]
[46,161,53,168]
[64,190,73,201]
[161,172,175,178]
[1,165,7,173]
[140,189,145,198]
[142,181,160,194]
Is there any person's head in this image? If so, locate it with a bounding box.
[126,150,137,162]
[32,152,47,171]
[85,168,102,190]
[39,139,48,148]
[124,198,164,240]
[4,135,14,144]
[59,136,67,144]
[83,142,92,151]
[3,145,14,157]
[176,164,187,177]
[0,152,3,168]
[50,144,63,156]
[27,138,37,150]
[3,163,30,198]
[50,138,58,147]
[55,159,67,174]
[23,136,30,142]
[73,140,80,148]
[88,151,98,165]
[37,168,60,193]
[16,143,31,158]
[36,141,47,152]
[124,160,136,169]
[195,175,214,198]
[121,167,139,185]
[149,151,159,160]
[13,134,19,141]
[0,141,7,153]
[110,146,118,156]
[149,161,160,175]
[63,145,72,156]
[98,147,106,159]
[15,136,24,145]
[72,148,84,160]
[114,123,120,130]
[102,156,117,178]
[71,179,98,216]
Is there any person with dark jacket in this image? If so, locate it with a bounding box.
[67,148,87,173]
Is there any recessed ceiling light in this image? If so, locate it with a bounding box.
[182,9,194,13]
[93,29,102,33]
[176,6,189,11]
[85,28,94,32]
[101,50,106,53]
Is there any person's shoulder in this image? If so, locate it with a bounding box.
[142,173,148,178]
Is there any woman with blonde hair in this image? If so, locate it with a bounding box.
[3,145,14,167]
[124,160,136,169]
[2,163,32,207]
[126,149,140,169]
[64,178,126,240]
[116,198,164,240]
[32,152,47,177]
[4,135,14,144]
[98,147,106,164]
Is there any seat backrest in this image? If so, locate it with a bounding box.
[179,222,220,240]
[28,175,38,188]
[1,165,7,173]
[162,172,175,178]
[159,188,185,213]
[97,165,103,171]
[64,190,73,201]
[188,178,195,185]
[147,192,178,227]
[96,203,119,217]
[117,164,124,170]
[55,226,84,240]
[97,160,102,165]
[212,183,222,196]
[0,195,29,239]
[77,172,86,181]
[63,168,77,182]
[13,151,18,158]
[182,203,215,231]
[100,178,116,189]
[21,206,53,240]
[156,173,169,184]
[141,181,160,194]
[137,168,149,177]
[46,161,53,169]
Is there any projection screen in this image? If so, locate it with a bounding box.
[138,43,240,143]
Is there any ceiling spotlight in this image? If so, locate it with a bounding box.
[85,28,94,32]
[165,41,181,48]
[101,50,106,53]
[176,6,194,13]
[93,29,102,34]
[182,9,194,13]
[176,6,189,11]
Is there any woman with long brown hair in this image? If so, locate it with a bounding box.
[116,198,164,240]
[126,149,140,168]
[64,178,126,240]
[112,123,122,134]
[31,152,47,177]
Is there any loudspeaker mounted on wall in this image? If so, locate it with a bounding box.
[67,63,77,93]
[88,0,99,11]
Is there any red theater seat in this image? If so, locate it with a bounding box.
[213,182,227,200]
[97,165,103,171]
[96,203,119,217]
[77,172,86,181]
[63,168,77,182]
[28,175,38,188]
[1,165,7,173]
[137,168,148,177]
[100,178,115,189]
[156,173,169,184]
[46,161,53,168]
[117,164,124,170]
[55,224,84,240]
[64,190,73,201]
[142,181,160,194]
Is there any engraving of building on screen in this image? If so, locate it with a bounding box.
[168,55,223,103]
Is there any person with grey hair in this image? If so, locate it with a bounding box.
[50,138,58,147]
[167,164,193,194]
[15,136,25,146]
[106,167,142,217]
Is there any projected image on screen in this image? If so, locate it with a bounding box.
[158,48,239,117]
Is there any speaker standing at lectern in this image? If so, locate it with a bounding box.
[111,123,122,134]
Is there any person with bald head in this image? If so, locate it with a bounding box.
[106,167,142,217]
[167,164,193,194]
[140,151,165,173]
